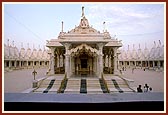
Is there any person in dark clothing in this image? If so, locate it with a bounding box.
[137,85,143,93]
[149,87,152,92]
[144,84,149,92]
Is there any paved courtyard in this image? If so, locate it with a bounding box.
[4,68,48,93]
[121,68,164,92]
[3,68,164,93]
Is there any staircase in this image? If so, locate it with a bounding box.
[64,78,81,94]
[33,76,63,93]
[86,78,103,94]
[32,74,134,94]
[103,75,135,93]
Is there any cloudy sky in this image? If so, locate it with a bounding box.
[3,3,165,51]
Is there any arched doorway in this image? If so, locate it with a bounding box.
[70,44,98,77]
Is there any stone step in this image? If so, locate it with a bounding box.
[66,86,80,88]
[46,91,57,94]
[87,82,100,84]
[51,85,61,88]
[87,85,101,87]
[87,92,103,94]
[48,88,58,92]
[87,88,102,91]
[66,83,80,85]
[64,91,80,94]
[33,88,46,92]
[64,89,80,92]
[87,83,101,86]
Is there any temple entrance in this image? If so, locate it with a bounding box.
[70,44,99,78]
[81,59,87,68]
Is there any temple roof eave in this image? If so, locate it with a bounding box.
[46,39,122,48]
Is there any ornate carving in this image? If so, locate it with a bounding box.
[70,44,99,55]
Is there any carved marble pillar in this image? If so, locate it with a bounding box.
[14,60,17,68]
[19,61,21,68]
[9,61,11,69]
[113,47,118,74]
[93,56,96,73]
[98,43,104,78]
[153,61,155,69]
[69,56,72,75]
[158,61,160,69]
[64,43,71,78]
[96,56,99,76]
[50,47,55,75]
[26,61,28,68]
[109,55,111,67]
[57,54,60,67]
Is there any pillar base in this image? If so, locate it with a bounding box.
[32,80,38,88]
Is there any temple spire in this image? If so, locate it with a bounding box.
[159,40,161,46]
[82,6,84,18]
[12,40,14,47]
[103,22,106,32]
[7,39,9,46]
[61,21,63,32]
[154,41,156,47]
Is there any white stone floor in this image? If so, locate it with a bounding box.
[4,68,48,93]
[4,68,164,93]
[121,68,164,92]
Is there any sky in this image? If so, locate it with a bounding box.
[3,3,165,51]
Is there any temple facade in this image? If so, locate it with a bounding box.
[46,7,122,78]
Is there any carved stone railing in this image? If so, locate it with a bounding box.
[57,73,68,93]
[101,72,110,93]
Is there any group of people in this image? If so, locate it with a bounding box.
[137,84,152,93]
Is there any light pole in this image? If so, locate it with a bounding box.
[32,69,37,88]
[32,69,37,80]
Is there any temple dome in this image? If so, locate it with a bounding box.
[143,44,149,60]
[31,48,37,59]
[149,42,156,60]
[37,48,43,60]
[4,44,9,59]
[126,45,132,60]
[131,44,137,60]
[14,46,19,59]
[25,47,32,59]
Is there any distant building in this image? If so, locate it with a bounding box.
[4,42,50,71]
[118,41,164,71]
